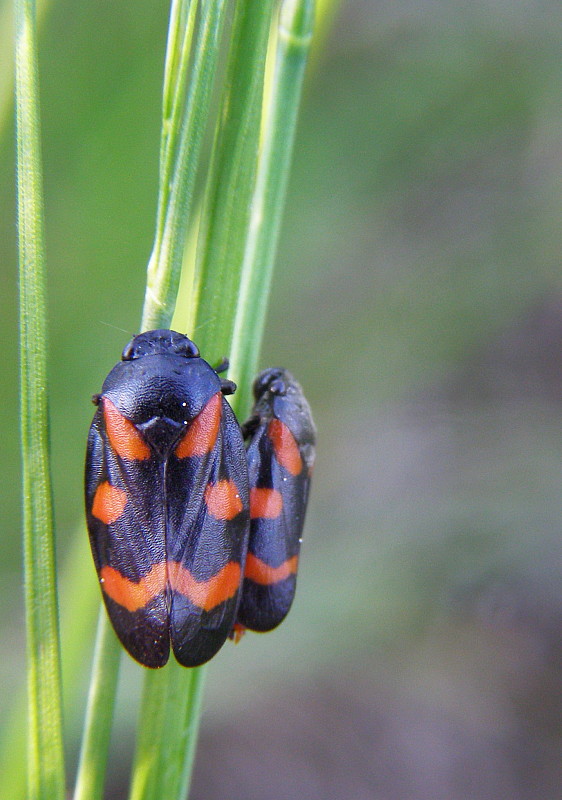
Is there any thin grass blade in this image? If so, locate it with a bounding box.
[229,0,316,413]
[15,0,65,797]
[190,0,276,358]
[72,611,121,800]
[142,0,229,331]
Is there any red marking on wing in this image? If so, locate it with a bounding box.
[169,561,241,611]
[91,482,128,524]
[100,559,242,614]
[230,622,246,643]
[268,419,302,476]
[175,392,222,458]
[103,397,151,461]
[244,554,298,585]
[204,479,243,520]
[100,562,167,612]
[250,487,283,519]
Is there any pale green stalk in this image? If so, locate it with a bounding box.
[129,664,206,800]
[15,0,65,797]
[190,0,276,357]
[143,0,198,327]
[142,0,229,330]
[229,0,316,413]
[72,612,121,800]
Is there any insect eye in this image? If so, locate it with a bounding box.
[182,340,200,358]
[269,378,286,396]
[167,331,199,358]
[121,340,137,361]
[253,367,285,399]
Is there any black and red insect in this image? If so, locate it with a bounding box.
[85,329,250,668]
[235,367,316,635]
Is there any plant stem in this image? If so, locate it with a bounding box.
[15,0,65,797]
[229,0,316,413]
[72,612,121,800]
[129,663,206,800]
[142,0,229,331]
[191,0,276,359]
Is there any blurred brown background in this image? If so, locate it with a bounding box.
[1,1,562,797]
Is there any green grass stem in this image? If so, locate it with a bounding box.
[190,0,276,359]
[128,663,206,800]
[229,0,316,412]
[72,612,121,800]
[15,0,65,797]
[142,0,229,331]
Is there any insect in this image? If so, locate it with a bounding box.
[85,329,250,668]
[234,367,316,635]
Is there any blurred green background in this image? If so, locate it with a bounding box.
[2,0,562,797]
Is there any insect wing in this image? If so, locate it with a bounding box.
[85,400,170,668]
[236,414,310,632]
[167,396,250,667]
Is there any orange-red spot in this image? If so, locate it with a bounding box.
[100,562,167,612]
[205,480,243,520]
[103,397,151,461]
[92,482,128,524]
[231,622,246,643]
[100,559,241,614]
[268,419,302,476]
[250,487,283,519]
[169,561,241,611]
[175,392,222,458]
[244,554,298,585]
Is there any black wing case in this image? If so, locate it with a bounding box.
[166,394,250,667]
[85,398,170,668]
[237,417,311,632]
